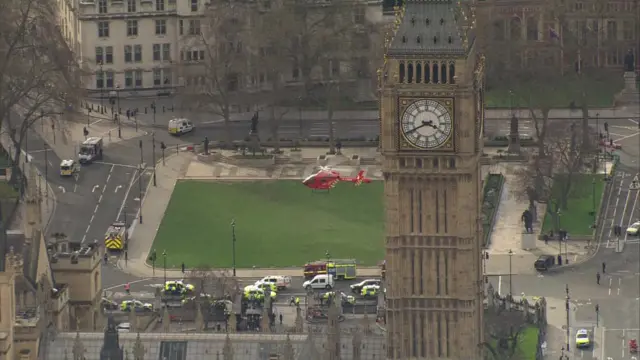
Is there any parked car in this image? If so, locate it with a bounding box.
[534,255,555,271]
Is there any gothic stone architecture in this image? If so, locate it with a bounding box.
[379,0,485,358]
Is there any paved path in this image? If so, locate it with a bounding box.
[485,163,592,276]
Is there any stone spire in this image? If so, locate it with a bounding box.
[325,300,341,360]
[360,313,371,335]
[261,305,271,333]
[162,306,171,332]
[100,315,124,360]
[132,333,146,360]
[223,333,234,360]
[5,246,23,274]
[194,304,204,332]
[228,312,237,333]
[283,333,295,360]
[352,328,363,360]
[64,348,69,360]
[124,349,130,360]
[73,332,86,360]
[129,308,138,332]
[294,307,304,333]
[305,328,319,360]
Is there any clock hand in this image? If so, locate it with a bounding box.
[406,122,430,134]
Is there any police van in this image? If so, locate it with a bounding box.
[168,118,194,135]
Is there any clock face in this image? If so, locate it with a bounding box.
[400,99,453,149]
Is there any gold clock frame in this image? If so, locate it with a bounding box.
[397,97,455,151]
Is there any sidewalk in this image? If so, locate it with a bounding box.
[486,164,590,276]
[81,99,639,123]
[36,115,146,160]
[116,151,382,279]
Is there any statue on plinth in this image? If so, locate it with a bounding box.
[624,49,635,72]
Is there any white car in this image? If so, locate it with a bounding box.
[627,221,640,236]
[575,329,590,348]
[257,275,292,290]
[350,279,381,294]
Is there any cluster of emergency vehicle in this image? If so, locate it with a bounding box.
[242,276,291,303]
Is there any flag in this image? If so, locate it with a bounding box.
[549,27,560,40]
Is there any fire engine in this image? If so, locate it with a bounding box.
[303,259,357,280]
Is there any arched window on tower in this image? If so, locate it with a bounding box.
[432,63,439,83]
[399,62,405,83]
[449,63,456,84]
[408,62,414,83]
[441,63,447,84]
[416,63,422,83]
[424,62,431,83]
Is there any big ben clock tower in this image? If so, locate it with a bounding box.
[379,0,486,359]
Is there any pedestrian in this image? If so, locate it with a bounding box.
[103,253,108,264]
[596,272,601,285]
[181,262,185,274]
[543,234,549,245]
[602,262,606,274]
[279,313,283,325]
[294,297,300,308]
[289,296,295,306]
[124,282,131,294]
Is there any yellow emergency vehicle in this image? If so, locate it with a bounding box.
[326,259,357,280]
[104,222,126,250]
[60,159,79,176]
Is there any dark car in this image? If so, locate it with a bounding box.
[534,255,555,271]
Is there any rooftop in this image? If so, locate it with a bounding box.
[388,0,469,56]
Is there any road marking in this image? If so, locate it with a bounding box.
[609,277,612,295]
[95,161,139,169]
[82,165,114,244]
[58,186,65,193]
[115,185,122,193]
[623,329,626,358]
[92,185,100,193]
[94,204,99,214]
[498,275,502,296]
[103,278,152,291]
[608,175,625,240]
[618,278,621,295]
[602,326,606,360]
[116,168,139,222]
[73,184,77,193]
[628,118,639,125]
[615,131,640,142]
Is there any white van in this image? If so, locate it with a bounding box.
[257,275,292,290]
[302,274,334,290]
[168,118,194,135]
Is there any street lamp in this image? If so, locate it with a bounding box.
[231,219,237,277]
[151,132,157,186]
[508,249,513,297]
[116,84,122,138]
[99,61,104,109]
[138,140,144,224]
[565,284,571,352]
[162,250,167,283]
[591,178,596,226]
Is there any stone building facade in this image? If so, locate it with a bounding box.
[378,0,485,358]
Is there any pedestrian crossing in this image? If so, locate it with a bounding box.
[605,238,640,248]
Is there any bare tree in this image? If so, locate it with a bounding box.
[514,121,592,228]
[186,267,240,300]
[483,306,529,360]
[175,0,253,146]
[0,0,82,187]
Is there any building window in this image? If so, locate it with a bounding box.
[98,21,110,38]
[155,20,167,35]
[98,0,107,13]
[526,17,538,41]
[96,71,105,89]
[153,44,161,61]
[95,47,103,64]
[190,0,198,11]
[127,20,138,36]
[134,70,143,87]
[134,45,142,62]
[162,44,171,61]
[124,45,132,63]
[127,0,136,12]
[179,20,184,35]
[606,20,617,41]
[106,71,114,88]
[125,71,134,88]
[153,69,172,86]
[188,20,200,35]
[292,67,299,80]
[607,48,621,66]
[623,21,634,40]
[353,7,365,24]
[105,46,113,64]
[156,0,165,11]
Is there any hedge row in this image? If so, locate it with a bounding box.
[482,174,505,247]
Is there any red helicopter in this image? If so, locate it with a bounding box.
[302,167,371,190]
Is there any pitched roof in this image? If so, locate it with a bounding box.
[388,0,469,56]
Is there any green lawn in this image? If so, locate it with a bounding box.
[151,180,385,268]
[486,73,623,108]
[0,181,18,199]
[541,174,605,236]
[517,326,540,360]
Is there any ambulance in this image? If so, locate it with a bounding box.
[168,118,194,135]
[59,159,79,176]
[78,137,104,163]
[104,222,126,250]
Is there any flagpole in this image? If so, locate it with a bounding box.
[559,21,564,75]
